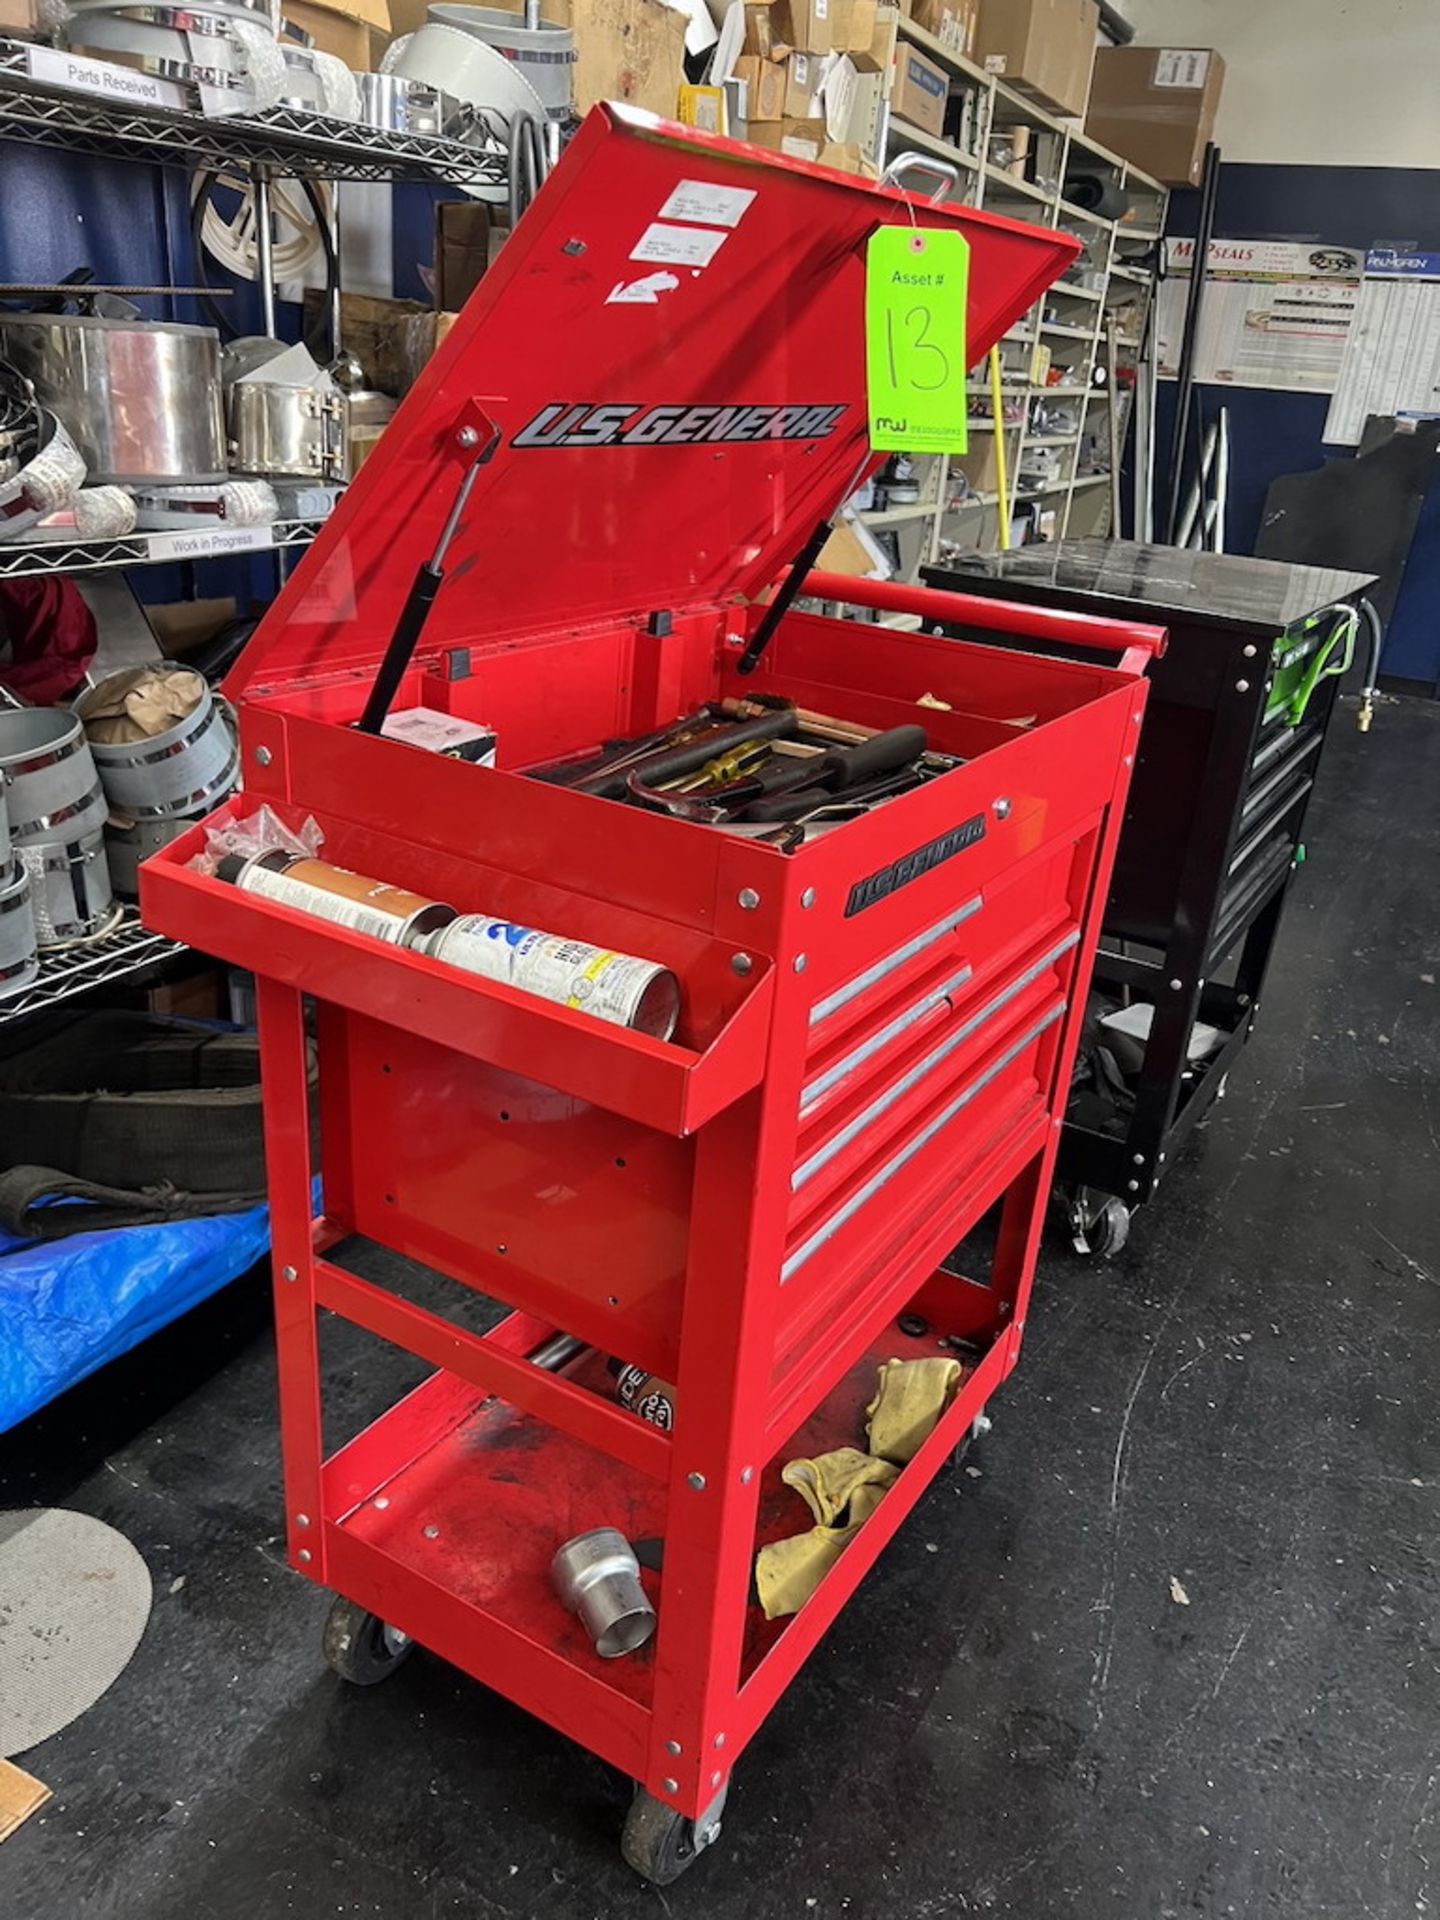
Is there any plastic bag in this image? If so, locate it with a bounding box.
[191,803,323,877]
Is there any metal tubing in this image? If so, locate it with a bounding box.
[801,571,1166,665]
[528,1332,586,1371]
[1096,0,1135,43]
[1212,406,1230,553]
[1176,420,1218,550]
[328,181,343,361]
[1164,142,1221,544]
[253,167,277,340]
[1104,319,1122,538]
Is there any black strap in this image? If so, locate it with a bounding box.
[0,1165,266,1242]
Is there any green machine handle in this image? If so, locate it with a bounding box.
[1267,609,1359,729]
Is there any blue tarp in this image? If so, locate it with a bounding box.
[0,1203,274,1433]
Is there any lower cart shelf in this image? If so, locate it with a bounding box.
[308,1266,1012,1779]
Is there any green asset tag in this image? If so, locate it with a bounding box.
[865,226,970,455]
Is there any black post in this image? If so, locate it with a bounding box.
[1164,142,1221,545]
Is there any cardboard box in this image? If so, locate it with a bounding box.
[1086,46,1225,187]
[745,113,826,159]
[284,0,387,67]
[891,41,949,135]
[735,53,785,119]
[817,513,890,575]
[818,138,875,175]
[975,0,1098,118]
[399,310,459,390]
[146,598,238,658]
[852,1,899,71]
[781,48,823,116]
[302,290,421,394]
[772,0,834,55]
[435,201,492,311]
[910,0,977,55]
[842,0,877,50]
[742,0,776,53]
[0,0,41,35]
[678,81,727,131]
[951,429,1014,494]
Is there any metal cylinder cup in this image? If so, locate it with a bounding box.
[0,706,114,946]
[76,665,239,823]
[0,857,39,1002]
[551,1527,656,1659]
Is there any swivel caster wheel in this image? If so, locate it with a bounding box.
[621,1784,727,1885]
[1067,1188,1131,1259]
[322,1594,415,1687]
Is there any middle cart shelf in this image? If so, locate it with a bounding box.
[141,105,1164,1882]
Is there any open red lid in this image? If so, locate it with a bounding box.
[228,104,1079,699]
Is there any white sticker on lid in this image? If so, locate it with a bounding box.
[657,180,756,228]
[630,223,730,268]
[1154,48,1211,88]
[606,271,681,305]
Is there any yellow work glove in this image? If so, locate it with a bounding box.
[865,1355,963,1464]
[755,1449,899,1620]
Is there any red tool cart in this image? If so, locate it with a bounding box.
[142,107,1162,1883]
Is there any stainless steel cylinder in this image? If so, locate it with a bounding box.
[0,706,115,946]
[103,813,191,900]
[77,666,239,822]
[225,380,348,480]
[0,775,10,872]
[357,71,465,137]
[0,858,39,1002]
[0,316,226,485]
[551,1527,656,1659]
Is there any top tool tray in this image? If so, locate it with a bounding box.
[140,107,1163,1850]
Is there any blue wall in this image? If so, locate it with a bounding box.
[1163,162,1440,692]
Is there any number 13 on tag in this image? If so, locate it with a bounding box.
[865,227,970,455]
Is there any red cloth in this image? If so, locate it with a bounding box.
[0,577,98,704]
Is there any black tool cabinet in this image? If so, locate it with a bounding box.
[923,541,1376,1252]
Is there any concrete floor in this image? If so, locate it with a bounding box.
[2,697,1436,1920]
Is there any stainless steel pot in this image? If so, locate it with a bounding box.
[0,317,226,486]
[357,71,467,137]
[226,380,347,480]
[60,11,253,91]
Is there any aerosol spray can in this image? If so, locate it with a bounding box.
[217,851,455,946]
[420,915,679,1039]
[611,1360,678,1431]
